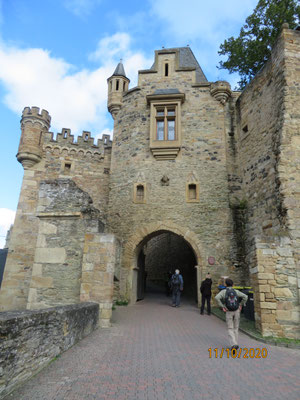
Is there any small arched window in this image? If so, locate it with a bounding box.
[136,185,144,201]
[188,184,197,200]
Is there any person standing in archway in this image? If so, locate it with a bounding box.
[200,273,212,315]
[171,269,183,307]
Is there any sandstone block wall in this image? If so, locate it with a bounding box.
[80,233,120,327]
[26,179,103,310]
[236,27,300,338]
[0,302,99,399]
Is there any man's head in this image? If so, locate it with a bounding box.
[225,278,233,287]
[175,269,180,275]
[206,273,211,279]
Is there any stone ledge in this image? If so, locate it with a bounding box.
[0,302,99,398]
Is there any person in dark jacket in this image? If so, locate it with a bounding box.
[171,269,184,307]
[200,273,212,315]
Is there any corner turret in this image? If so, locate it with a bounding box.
[107,61,130,119]
[17,106,51,169]
[210,81,231,105]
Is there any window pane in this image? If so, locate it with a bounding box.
[157,110,164,117]
[157,120,164,140]
[167,120,175,140]
[167,109,175,116]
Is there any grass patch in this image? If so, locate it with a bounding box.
[114,300,129,306]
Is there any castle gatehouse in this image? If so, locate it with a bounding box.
[0,25,299,339]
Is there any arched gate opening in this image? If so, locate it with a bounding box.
[136,231,198,304]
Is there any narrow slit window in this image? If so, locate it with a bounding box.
[188,184,197,200]
[116,80,119,91]
[110,81,112,91]
[64,130,68,139]
[84,134,89,141]
[136,185,144,202]
[38,132,42,145]
[123,81,126,91]
[165,63,169,76]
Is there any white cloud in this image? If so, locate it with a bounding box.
[90,32,131,61]
[0,208,15,249]
[0,33,151,136]
[150,0,257,40]
[90,33,152,87]
[150,0,258,84]
[63,0,101,18]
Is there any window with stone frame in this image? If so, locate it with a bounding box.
[186,182,199,202]
[133,183,146,204]
[147,92,185,160]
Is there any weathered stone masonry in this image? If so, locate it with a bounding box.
[0,303,99,398]
[0,25,299,339]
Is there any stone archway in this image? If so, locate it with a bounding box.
[122,221,204,304]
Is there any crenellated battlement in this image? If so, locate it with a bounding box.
[22,106,51,127]
[44,128,112,150]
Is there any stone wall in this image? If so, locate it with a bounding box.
[0,120,111,312]
[80,233,120,327]
[236,26,300,338]
[25,179,104,310]
[0,302,99,399]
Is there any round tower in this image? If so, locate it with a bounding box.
[107,61,130,119]
[17,106,51,169]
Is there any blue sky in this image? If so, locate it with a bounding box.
[0,0,258,247]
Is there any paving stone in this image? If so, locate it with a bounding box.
[4,294,300,400]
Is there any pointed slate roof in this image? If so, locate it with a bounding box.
[149,47,207,83]
[112,61,127,78]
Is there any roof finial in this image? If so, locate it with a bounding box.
[120,58,123,63]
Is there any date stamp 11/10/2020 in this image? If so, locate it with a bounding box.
[208,348,268,359]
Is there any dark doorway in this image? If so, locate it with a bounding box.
[136,231,197,303]
[137,250,146,301]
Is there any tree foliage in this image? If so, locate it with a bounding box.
[218,0,300,89]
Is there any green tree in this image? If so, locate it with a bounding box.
[218,0,300,89]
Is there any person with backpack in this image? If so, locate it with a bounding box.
[200,273,212,315]
[215,278,248,350]
[171,269,183,307]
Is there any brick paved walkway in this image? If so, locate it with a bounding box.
[5,293,300,400]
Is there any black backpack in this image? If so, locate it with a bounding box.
[225,288,239,311]
[171,274,180,288]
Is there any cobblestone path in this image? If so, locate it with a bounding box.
[5,294,300,400]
